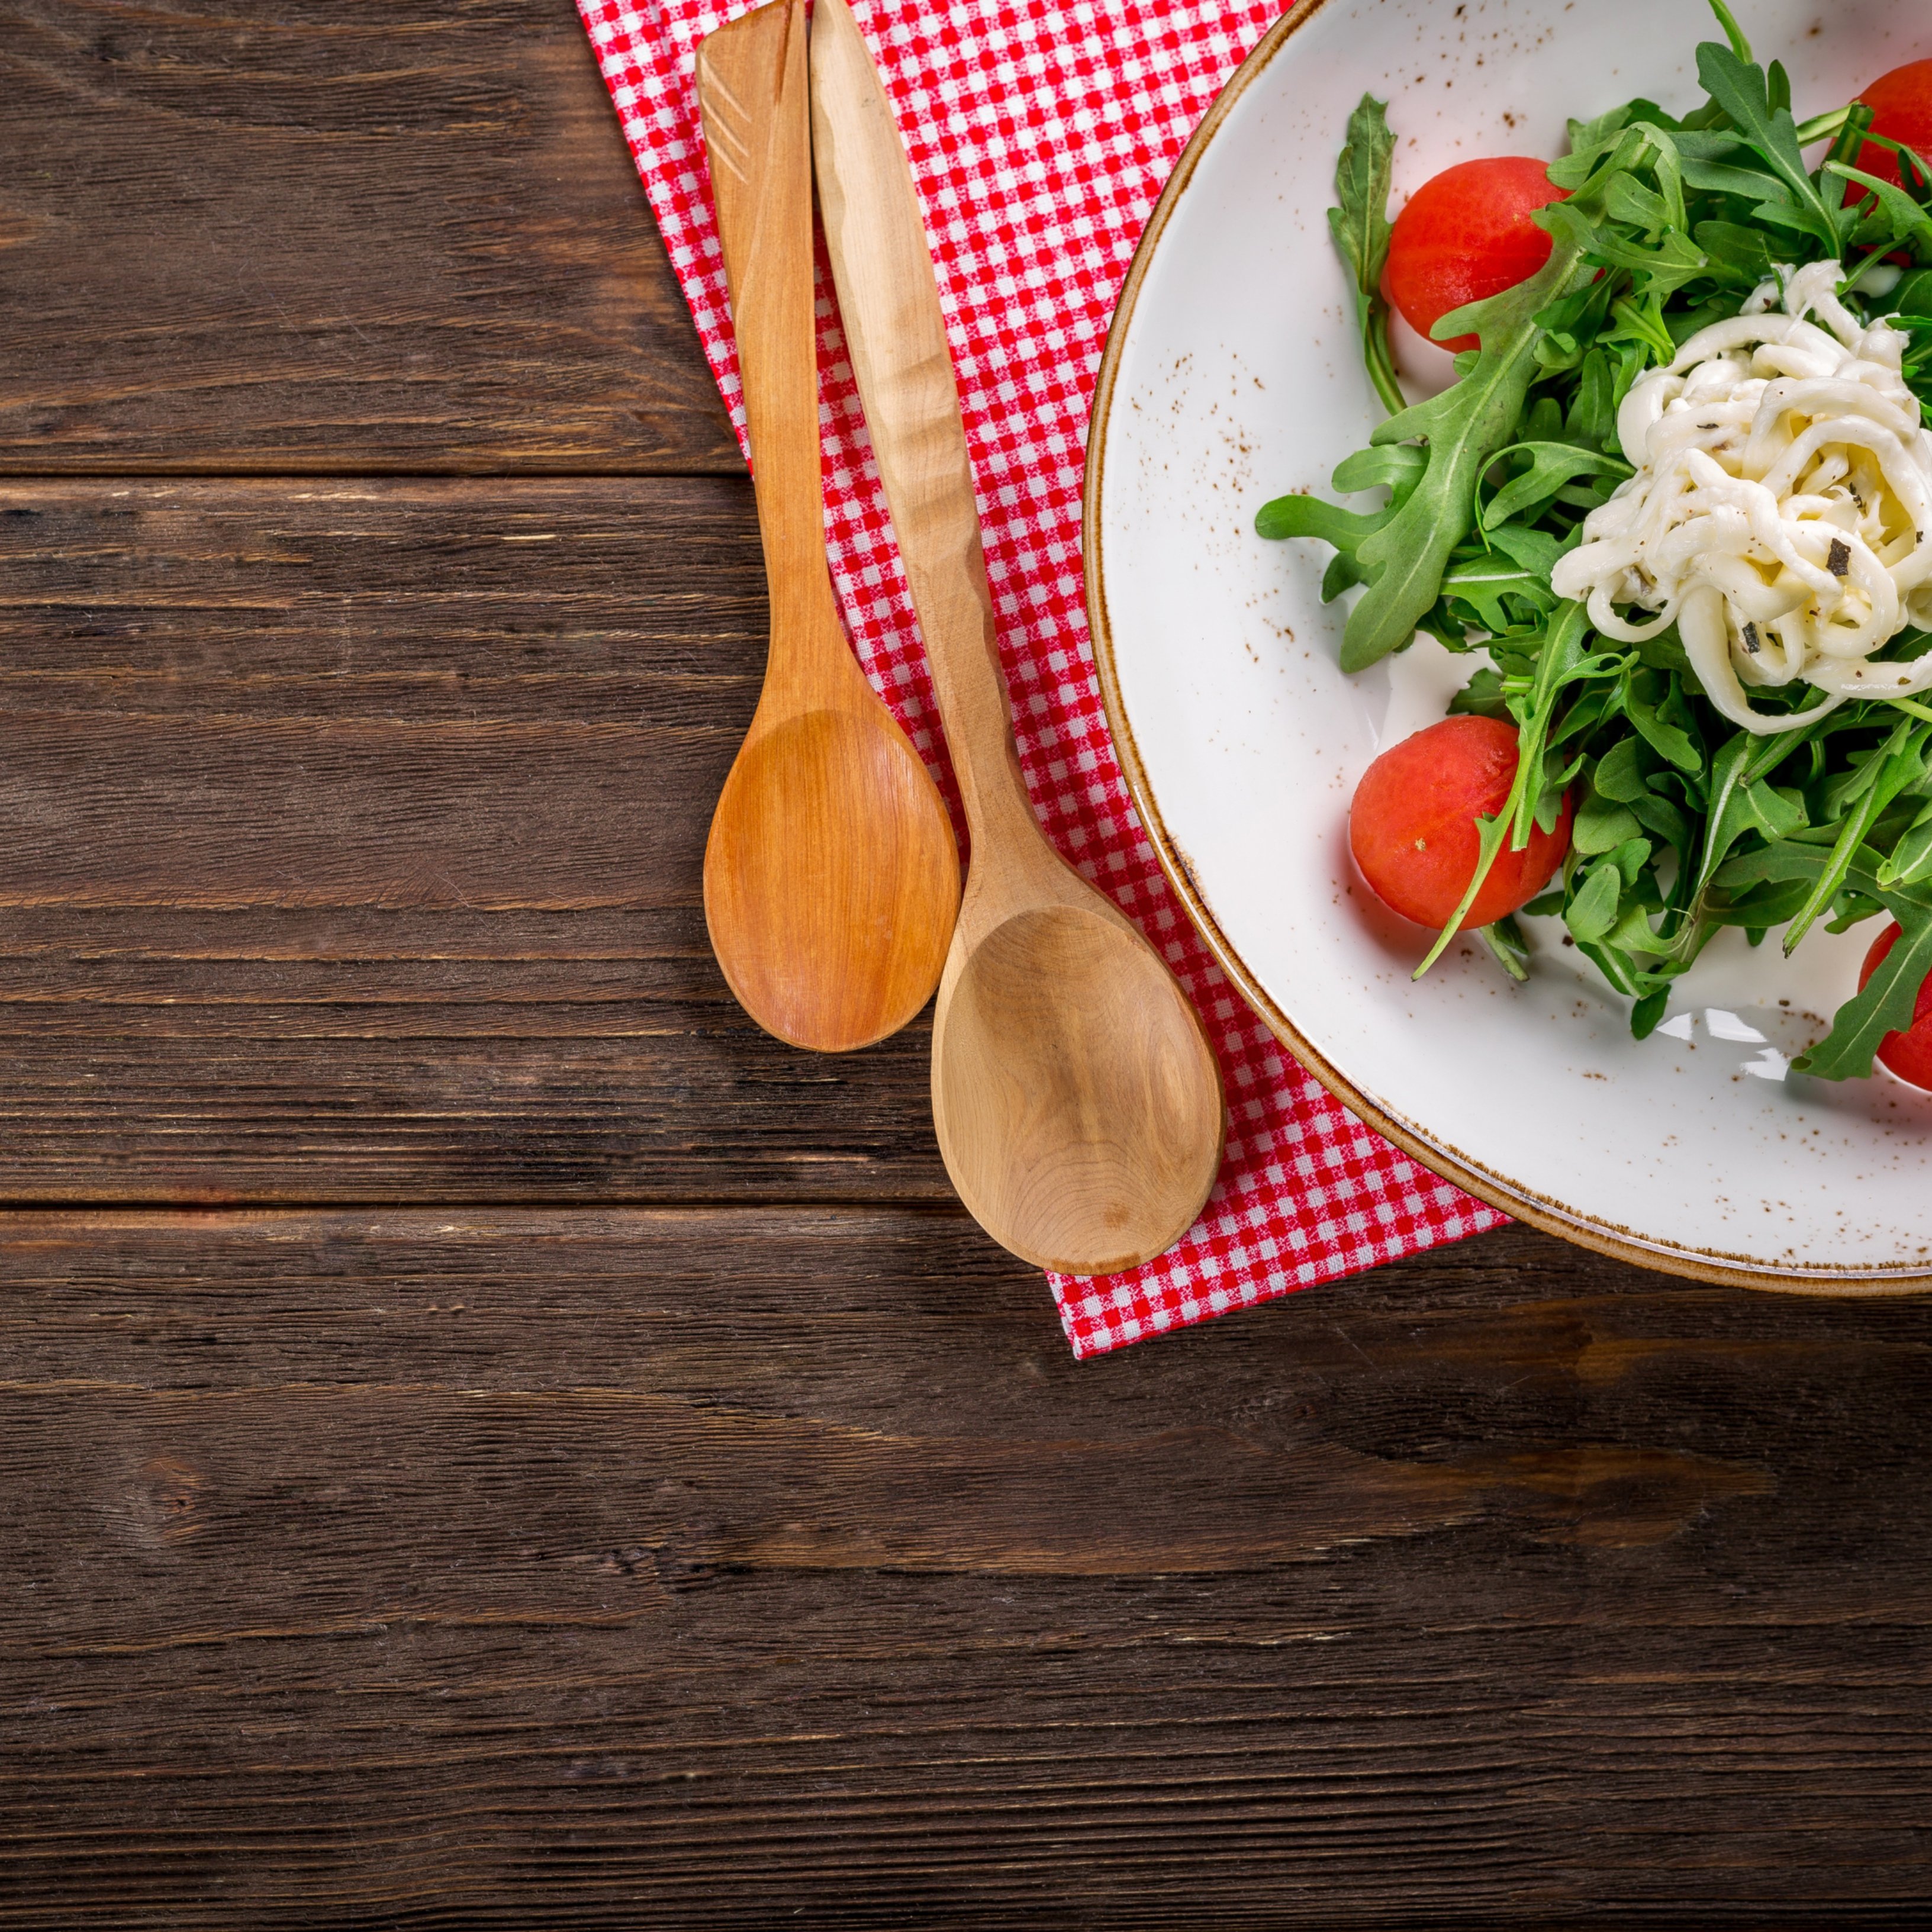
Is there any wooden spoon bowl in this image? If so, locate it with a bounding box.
[932,901,1224,1273]
[706,701,960,1052]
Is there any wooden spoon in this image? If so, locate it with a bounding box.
[695,0,958,1054]
[809,0,1226,1273]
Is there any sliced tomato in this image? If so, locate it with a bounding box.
[1384,157,1569,354]
[1350,715,1572,932]
[1856,921,1932,1089]
[1846,57,1932,199]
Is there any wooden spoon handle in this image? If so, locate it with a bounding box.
[808,0,1037,854]
[697,1,828,606]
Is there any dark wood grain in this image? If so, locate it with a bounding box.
[2,1210,1929,1927]
[0,476,947,1203]
[0,0,736,474]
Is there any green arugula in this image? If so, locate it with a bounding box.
[1693,41,1846,255]
[1827,162,1932,262]
[1413,601,1622,975]
[1728,843,1932,1078]
[1254,5,1932,1079]
[1326,96,1405,418]
[1783,725,1930,953]
[1481,442,1632,527]
[1878,800,1932,890]
[1797,886,1932,1079]
[1339,242,1592,672]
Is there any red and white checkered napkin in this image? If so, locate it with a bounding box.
[577,0,1508,1354]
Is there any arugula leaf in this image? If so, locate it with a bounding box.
[1694,40,1844,255]
[1481,442,1632,527]
[1543,199,1711,300]
[1606,291,1679,365]
[1871,134,1932,201]
[1793,877,1932,1079]
[1254,493,1389,549]
[1629,788,1695,858]
[1563,349,1619,447]
[1326,95,1405,417]
[1659,729,1808,958]
[1573,788,1643,856]
[1692,730,1809,903]
[1440,551,1556,630]
[1671,130,1749,162]
[1483,521,1569,578]
[1258,443,1427,593]
[1707,877,1816,928]
[1412,603,1618,975]
[1550,106,1637,189]
[1628,987,1672,1038]
[1447,668,1512,721]
[1827,162,1932,260]
[1577,938,1655,999]
[1823,102,1878,179]
[1692,218,1778,284]
[1785,726,1931,953]
[1340,240,1589,671]
[1679,155,1795,203]
[1878,798,1932,890]
[1507,604,1607,846]
[1710,836,1831,894]
[1479,916,1532,981]
[1624,665,1704,772]
[1332,444,1427,495]
[1792,104,1853,147]
[1567,861,1623,941]
[1532,273,1622,369]
[1591,736,1657,802]
[1820,721,1910,820]
[1704,0,1753,63]
[1321,552,1366,601]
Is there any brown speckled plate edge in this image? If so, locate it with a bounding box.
[1081,0,1932,1296]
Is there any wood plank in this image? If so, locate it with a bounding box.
[1,1208,1929,1924]
[0,0,736,474]
[0,476,948,1202]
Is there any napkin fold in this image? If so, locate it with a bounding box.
[577,0,1508,1354]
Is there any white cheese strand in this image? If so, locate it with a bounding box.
[1550,262,1932,735]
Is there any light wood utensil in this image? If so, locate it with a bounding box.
[809,0,1225,1274]
[695,0,959,1054]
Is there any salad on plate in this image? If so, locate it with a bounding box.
[1257,1,1932,1090]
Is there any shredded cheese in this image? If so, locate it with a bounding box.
[1549,260,1932,735]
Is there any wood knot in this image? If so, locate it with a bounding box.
[139,1455,207,1544]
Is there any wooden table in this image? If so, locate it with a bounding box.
[2,4,1928,1924]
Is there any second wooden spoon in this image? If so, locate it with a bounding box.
[810,0,1225,1273]
[696,0,958,1053]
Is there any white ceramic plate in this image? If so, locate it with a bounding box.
[1086,0,1932,1289]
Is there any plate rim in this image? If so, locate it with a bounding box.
[1080,0,1932,1296]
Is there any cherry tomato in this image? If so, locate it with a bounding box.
[1846,57,1932,199]
[1350,715,1572,932]
[1856,921,1932,1089]
[1384,157,1569,353]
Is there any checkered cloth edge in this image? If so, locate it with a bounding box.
[575,0,1508,1356]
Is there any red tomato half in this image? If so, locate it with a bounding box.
[1857,921,1932,1089]
[1384,157,1569,353]
[1350,715,1572,932]
[1846,57,1932,199]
